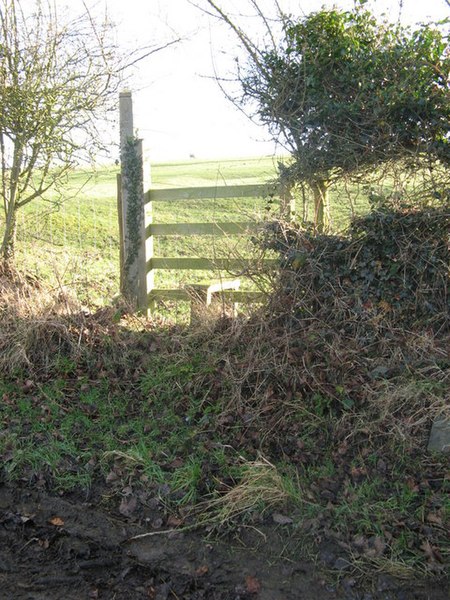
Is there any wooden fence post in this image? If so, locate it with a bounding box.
[118,91,148,310]
[143,150,155,311]
[116,172,124,294]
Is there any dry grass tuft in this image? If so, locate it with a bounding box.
[345,367,450,451]
[0,270,84,374]
[196,457,292,529]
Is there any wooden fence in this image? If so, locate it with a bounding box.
[117,92,294,314]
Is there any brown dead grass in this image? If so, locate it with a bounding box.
[0,269,84,374]
[0,269,149,376]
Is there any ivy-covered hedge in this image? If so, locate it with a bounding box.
[270,206,449,330]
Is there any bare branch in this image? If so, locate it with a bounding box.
[118,37,183,72]
[192,0,265,71]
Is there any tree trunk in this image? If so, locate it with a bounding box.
[310,179,330,233]
[1,203,17,269]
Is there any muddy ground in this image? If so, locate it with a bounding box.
[0,483,447,600]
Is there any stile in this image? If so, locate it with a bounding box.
[118,91,294,318]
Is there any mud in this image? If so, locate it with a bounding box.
[0,484,447,599]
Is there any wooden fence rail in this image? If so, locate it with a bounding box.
[118,92,293,316]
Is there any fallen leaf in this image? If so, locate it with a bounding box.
[421,540,443,564]
[48,516,65,527]
[166,514,183,527]
[350,465,367,478]
[373,536,386,556]
[245,575,261,595]
[426,512,443,526]
[106,471,119,484]
[119,495,137,517]
[272,512,293,525]
[195,565,209,577]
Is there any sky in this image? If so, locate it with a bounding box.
[35,0,450,162]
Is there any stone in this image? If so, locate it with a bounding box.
[427,419,450,453]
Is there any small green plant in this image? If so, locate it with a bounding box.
[310,393,332,417]
[171,457,204,505]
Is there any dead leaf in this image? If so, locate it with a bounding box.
[105,470,119,484]
[350,465,367,480]
[166,514,183,527]
[245,575,261,595]
[48,516,65,527]
[426,512,443,526]
[405,477,419,492]
[272,512,293,525]
[373,536,386,555]
[195,565,209,577]
[119,495,137,517]
[421,540,443,564]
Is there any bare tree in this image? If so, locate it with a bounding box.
[0,0,179,269]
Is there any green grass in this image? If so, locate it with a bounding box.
[0,352,241,502]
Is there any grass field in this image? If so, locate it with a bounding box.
[8,155,371,309]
